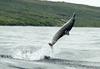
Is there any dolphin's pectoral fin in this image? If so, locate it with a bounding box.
[65,31,69,35]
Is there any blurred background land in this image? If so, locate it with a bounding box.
[0,0,100,27]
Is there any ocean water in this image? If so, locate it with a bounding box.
[0,26,100,69]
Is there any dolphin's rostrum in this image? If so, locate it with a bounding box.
[49,13,76,48]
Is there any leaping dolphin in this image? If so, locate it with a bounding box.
[48,13,76,49]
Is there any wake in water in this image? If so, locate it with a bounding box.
[1,53,100,69]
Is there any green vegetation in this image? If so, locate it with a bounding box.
[0,0,100,27]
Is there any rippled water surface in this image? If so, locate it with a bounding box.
[0,26,100,69]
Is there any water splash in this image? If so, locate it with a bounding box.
[12,47,52,60]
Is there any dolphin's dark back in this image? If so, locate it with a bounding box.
[61,13,76,32]
[67,13,76,31]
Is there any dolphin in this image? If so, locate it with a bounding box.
[48,13,76,48]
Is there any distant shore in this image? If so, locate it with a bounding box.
[0,0,100,27]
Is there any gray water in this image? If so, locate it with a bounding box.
[0,26,100,69]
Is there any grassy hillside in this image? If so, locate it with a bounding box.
[0,0,100,27]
